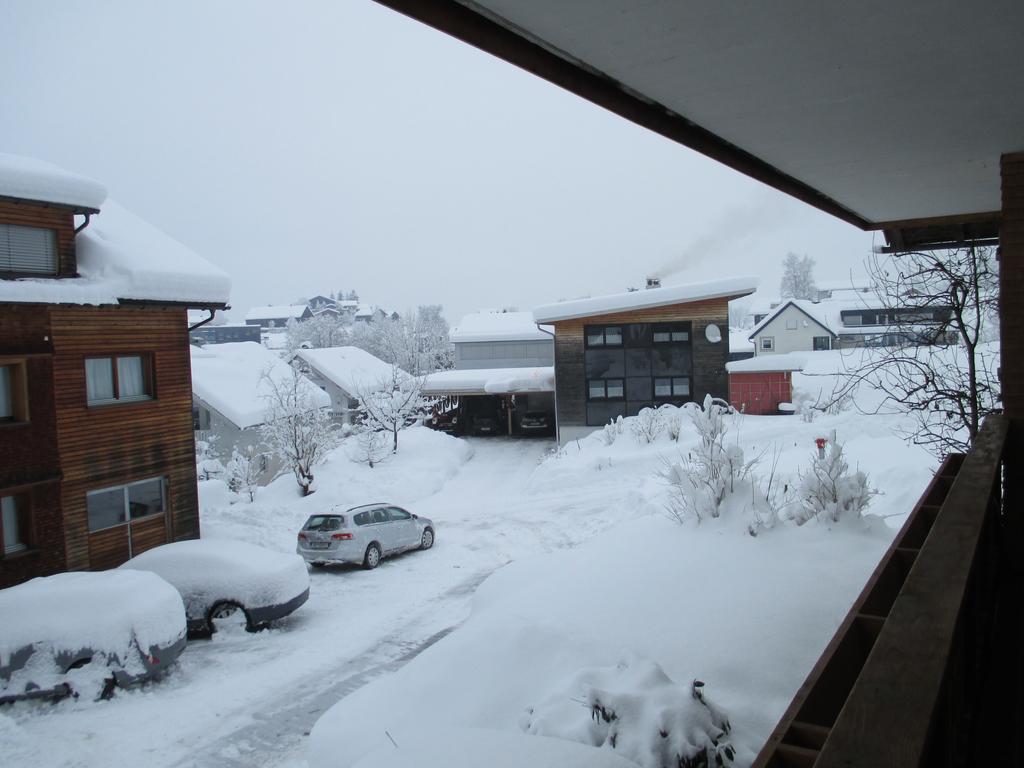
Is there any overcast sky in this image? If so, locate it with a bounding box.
[1,0,880,323]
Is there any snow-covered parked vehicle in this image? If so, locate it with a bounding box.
[0,570,187,703]
[121,540,310,637]
[297,504,435,569]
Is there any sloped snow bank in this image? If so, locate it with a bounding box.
[200,425,473,552]
[350,726,637,768]
[522,656,735,767]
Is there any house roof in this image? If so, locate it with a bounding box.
[748,296,911,341]
[0,152,107,212]
[532,277,758,324]
[190,342,330,430]
[421,366,555,396]
[748,299,836,340]
[295,346,401,396]
[244,304,310,322]
[450,311,553,343]
[0,199,231,308]
[375,1,1019,247]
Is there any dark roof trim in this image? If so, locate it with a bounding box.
[748,300,836,341]
[117,299,230,310]
[371,0,873,231]
[876,211,1000,252]
[0,193,100,215]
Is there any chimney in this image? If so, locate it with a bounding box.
[645,276,661,290]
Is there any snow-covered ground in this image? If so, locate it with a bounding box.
[2,394,936,767]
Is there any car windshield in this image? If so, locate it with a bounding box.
[524,411,546,418]
[304,515,344,531]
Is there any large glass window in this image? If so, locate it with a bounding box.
[585,349,625,379]
[587,379,624,400]
[87,477,166,532]
[0,365,11,421]
[813,336,831,351]
[1,495,28,554]
[0,224,58,275]
[585,326,623,347]
[86,355,153,405]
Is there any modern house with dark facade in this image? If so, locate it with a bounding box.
[0,154,230,588]
[533,277,757,444]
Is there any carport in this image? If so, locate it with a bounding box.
[421,367,555,436]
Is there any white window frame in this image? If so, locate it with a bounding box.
[760,336,775,351]
[785,317,798,330]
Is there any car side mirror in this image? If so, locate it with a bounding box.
[412,514,418,519]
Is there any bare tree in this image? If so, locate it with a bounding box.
[825,244,999,456]
[780,252,817,300]
[349,307,453,376]
[260,367,338,496]
[225,445,263,502]
[355,365,429,453]
[348,427,389,468]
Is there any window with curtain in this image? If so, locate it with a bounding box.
[87,477,166,531]
[86,355,152,405]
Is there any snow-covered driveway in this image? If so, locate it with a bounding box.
[4,436,644,768]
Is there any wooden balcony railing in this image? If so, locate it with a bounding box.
[753,414,1014,767]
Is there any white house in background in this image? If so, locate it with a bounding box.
[450,311,554,370]
[294,346,399,424]
[749,300,836,355]
[244,304,312,329]
[190,342,331,482]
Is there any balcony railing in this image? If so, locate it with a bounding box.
[753,414,1014,767]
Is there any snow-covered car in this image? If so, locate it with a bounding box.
[0,570,187,703]
[471,413,501,436]
[297,504,435,569]
[121,540,310,637]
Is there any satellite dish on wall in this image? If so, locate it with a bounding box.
[705,324,722,343]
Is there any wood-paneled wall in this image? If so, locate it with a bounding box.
[50,305,200,571]
[0,200,77,277]
[551,297,734,431]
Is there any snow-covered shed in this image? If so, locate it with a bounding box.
[191,342,330,481]
[725,353,806,415]
[293,346,399,424]
[0,153,230,586]
[533,277,758,444]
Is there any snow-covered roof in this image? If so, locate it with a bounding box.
[450,311,553,343]
[421,366,555,396]
[0,200,231,307]
[815,278,871,292]
[0,152,107,211]
[726,352,807,373]
[244,304,309,322]
[748,297,891,340]
[295,346,400,396]
[532,277,758,323]
[191,342,330,430]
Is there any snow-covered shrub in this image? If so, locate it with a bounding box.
[792,391,818,423]
[225,446,262,502]
[520,656,735,768]
[746,445,789,535]
[793,432,874,524]
[660,404,684,442]
[630,407,665,444]
[195,438,224,481]
[348,428,389,469]
[661,396,748,522]
[598,415,626,446]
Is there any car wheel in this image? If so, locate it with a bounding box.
[420,528,434,550]
[363,543,382,570]
[208,601,251,634]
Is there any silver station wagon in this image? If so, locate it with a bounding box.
[297,503,434,569]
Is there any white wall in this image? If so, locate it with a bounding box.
[751,304,832,355]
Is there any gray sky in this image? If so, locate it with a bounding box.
[1,0,879,324]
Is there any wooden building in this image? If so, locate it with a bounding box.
[0,155,230,587]
[533,278,757,443]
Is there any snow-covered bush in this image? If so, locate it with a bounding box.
[661,396,748,523]
[225,446,262,502]
[195,438,224,481]
[630,407,665,444]
[348,428,389,469]
[598,415,626,446]
[793,432,874,524]
[792,391,818,423]
[520,656,735,768]
[660,404,684,441]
